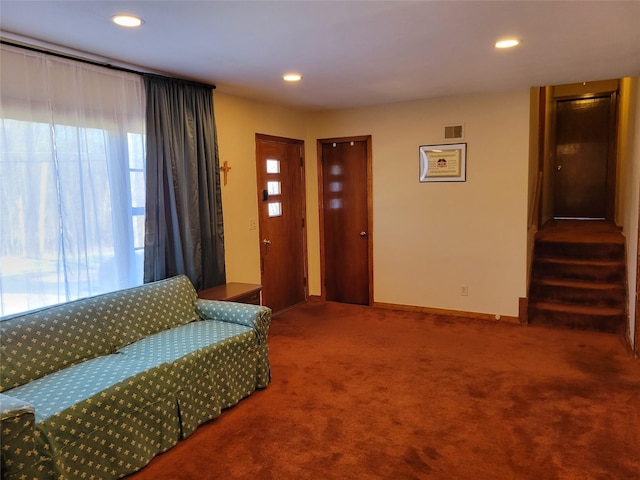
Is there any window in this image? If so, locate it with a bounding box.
[0,44,146,317]
[128,132,146,279]
[266,159,280,173]
[265,159,282,217]
[267,181,281,195]
[268,202,282,217]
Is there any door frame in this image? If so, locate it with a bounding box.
[317,135,374,305]
[635,187,640,357]
[256,133,308,312]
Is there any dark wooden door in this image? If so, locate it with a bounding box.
[256,134,306,313]
[320,137,371,305]
[553,96,615,219]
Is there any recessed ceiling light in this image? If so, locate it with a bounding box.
[283,73,302,82]
[112,14,144,28]
[495,39,521,49]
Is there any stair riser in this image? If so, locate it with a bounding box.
[534,241,624,262]
[531,262,626,283]
[529,284,626,308]
[528,307,626,334]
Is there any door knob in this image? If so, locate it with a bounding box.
[557,165,562,171]
[263,239,271,245]
[359,231,367,237]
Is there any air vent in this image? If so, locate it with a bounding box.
[444,124,464,140]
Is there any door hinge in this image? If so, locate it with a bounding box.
[300,157,303,167]
[303,277,307,287]
[302,217,305,228]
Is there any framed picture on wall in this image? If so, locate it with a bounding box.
[419,143,467,182]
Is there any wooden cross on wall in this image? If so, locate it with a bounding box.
[220,161,231,186]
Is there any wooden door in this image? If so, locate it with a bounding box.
[319,136,372,305]
[553,95,616,219]
[256,134,307,313]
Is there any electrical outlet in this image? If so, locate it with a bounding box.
[461,285,468,296]
[249,218,257,230]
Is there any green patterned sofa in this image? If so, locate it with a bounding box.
[0,275,271,480]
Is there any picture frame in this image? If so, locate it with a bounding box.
[419,142,467,182]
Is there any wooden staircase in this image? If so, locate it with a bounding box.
[528,220,627,334]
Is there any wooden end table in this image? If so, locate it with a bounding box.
[198,282,262,305]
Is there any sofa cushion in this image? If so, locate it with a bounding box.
[7,354,166,423]
[7,319,252,423]
[0,297,114,392]
[104,275,200,350]
[0,275,199,392]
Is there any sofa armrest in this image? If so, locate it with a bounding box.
[0,392,34,421]
[195,300,272,344]
[0,393,38,480]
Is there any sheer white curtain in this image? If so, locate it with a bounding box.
[0,44,146,317]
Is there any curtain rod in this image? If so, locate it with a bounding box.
[1,39,216,90]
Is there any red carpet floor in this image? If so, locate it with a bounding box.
[127,301,640,479]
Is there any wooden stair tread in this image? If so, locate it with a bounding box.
[531,302,625,316]
[533,278,624,290]
[535,257,624,267]
[535,237,624,245]
[534,220,624,243]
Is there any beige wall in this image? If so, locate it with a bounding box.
[216,89,531,318]
[217,82,640,337]
[214,93,307,284]
[619,77,639,352]
[306,91,531,317]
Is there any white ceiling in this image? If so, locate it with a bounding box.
[1,1,639,111]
